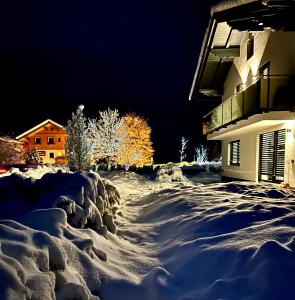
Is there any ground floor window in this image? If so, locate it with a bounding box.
[229,140,240,166]
[49,152,55,159]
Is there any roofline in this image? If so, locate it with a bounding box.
[210,0,260,16]
[189,18,217,101]
[16,119,65,140]
[189,0,295,102]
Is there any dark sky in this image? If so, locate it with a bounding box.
[0,0,218,163]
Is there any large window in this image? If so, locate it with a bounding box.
[229,140,240,166]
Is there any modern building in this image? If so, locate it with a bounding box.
[190,0,295,186]
[16,119,67,164]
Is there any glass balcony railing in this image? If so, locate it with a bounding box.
[203,75,295,134]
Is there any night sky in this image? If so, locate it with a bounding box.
[1,0,218,163]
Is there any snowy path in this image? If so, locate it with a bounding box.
[104,172,295,300]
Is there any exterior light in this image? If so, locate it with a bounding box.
[261,0,269,6]
[258,22,263,26]
[78,104,85,111]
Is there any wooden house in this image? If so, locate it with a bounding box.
[16,119,67,164]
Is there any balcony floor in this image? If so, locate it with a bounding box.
[207,111,295,140]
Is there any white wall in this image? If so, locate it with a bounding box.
[222,30,295,102]
[222,132,258,181]
[222,123,295,186]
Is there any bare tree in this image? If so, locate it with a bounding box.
[23,147,43,164]
[179,137,188,162]
[195,145,208,165]
[0,136,24,164]
[88,108,126,170]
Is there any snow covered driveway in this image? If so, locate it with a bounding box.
[1,169,295,300]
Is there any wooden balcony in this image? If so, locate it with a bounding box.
[203,76,295,134]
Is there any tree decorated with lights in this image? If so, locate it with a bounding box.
[65,105,93,172]
[88,108,126,170]
[116,113,154,170]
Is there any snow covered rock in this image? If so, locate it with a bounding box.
[155,164,185,182]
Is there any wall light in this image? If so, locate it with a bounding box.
[261,0,269,6]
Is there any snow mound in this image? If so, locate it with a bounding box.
[0,210,106,300]
[0,171,120,234]
[155,164,186,182]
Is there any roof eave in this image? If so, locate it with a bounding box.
[16,119,65,140]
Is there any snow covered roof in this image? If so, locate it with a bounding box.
[189,0,295,101]
[0,136,23,144]
[16,119,65,140]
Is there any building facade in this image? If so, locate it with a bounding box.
[16,119,67,164]
[190,0,295,186]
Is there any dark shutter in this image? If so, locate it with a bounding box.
[259,129,285,182]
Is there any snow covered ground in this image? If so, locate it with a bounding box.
[1,167,295,299]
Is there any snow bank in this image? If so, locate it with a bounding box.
[1,169,295,300]
[0,170,120,233]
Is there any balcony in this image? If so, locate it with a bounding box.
[203,75,295,134]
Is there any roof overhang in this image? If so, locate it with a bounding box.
[16,119,65,140]
[189,0,295,102]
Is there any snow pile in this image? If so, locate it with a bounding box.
[0,170,120,234]
[1,169,295,300]
[0,170,154,300]
[155,164,186,182]
[0,209,103,300]
[0,164,69,179]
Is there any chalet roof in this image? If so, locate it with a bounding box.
[16,119,65,140]
[189,0,295,102]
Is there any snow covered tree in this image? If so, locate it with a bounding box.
[88,108,126,170]
[179,137,188,162]
[65,105,93,172]
[0,136,24,164]
[23,147,43,164]
[195,145,208,165]
[116,113,154,170]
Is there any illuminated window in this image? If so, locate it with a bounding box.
[49,152,55,159]
[247,33,254,60]
[48,137,54,144]
[35,137,41,144]
[229,140,240,166]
